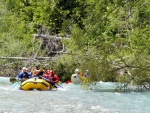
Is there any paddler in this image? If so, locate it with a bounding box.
[46,70,59,88]
[32,64,44,78]
[75,68,82,76]
[17,67,32,82]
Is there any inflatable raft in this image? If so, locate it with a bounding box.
[71,74,88,84]
[71,74,81,84]
[20,78,50,90]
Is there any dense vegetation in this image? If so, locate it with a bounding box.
[0,0,150,85]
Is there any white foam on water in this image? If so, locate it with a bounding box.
[0,77,11,84]
[0,78,150,113]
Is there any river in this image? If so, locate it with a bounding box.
[0,77,149,113]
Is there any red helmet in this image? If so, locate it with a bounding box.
[46,70,50,75]
[49,70,54,75]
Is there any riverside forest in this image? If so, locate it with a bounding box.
[0,0,150,91]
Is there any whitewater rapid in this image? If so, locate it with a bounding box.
[0,77,149,113]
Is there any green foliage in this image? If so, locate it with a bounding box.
[0,0,150,85]
[53,55,80,82]
[63,0,150,84]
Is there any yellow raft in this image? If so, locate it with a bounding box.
[20,78,50,91]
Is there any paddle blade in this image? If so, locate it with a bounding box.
[10,77,17,83]
[56,84,63,88]
[12,82,19,87]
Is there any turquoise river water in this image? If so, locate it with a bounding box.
[0,77,149,113]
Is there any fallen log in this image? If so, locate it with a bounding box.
[0,56,51,60]
[0,51,75,61]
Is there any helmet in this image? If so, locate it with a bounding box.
[22,67,27,72]
[49,70,54,75]
[36,64,40,67]
[75,69,79,73]
[46,70,50,75]
[22,67,27,70]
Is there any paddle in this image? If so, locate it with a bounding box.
[56,84,63,88]
[12,81,19,87]
[10,77,17,83]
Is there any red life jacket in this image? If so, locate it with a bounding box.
[49,74,59,83]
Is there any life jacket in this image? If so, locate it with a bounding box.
[42,70,52,79]
[49,74,59,83]
[46,70,51,75]
[83,72,88,77]
[32,69,43,76]
[23,72,29,78]
[77,72,82,76]
[53,75,59,83]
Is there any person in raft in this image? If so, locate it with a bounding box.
[83,70,89,77]
[17,67,32,82]
[32,64,44,78]
[75,68,82,76]
[48,70,59,88]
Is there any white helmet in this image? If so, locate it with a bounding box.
[75,69,79,72]
[22,67,27,70]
